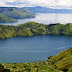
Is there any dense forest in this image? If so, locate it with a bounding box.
[0,22,72,39]
[0,47,72,72]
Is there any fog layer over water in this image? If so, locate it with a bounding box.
[0,13,72,25]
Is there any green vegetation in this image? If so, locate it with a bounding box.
[1,61,59,72]
[1,22,72,39]
[0,7,35,19]
[0,64,10,72]
[0,48,72,72]
[0,7,35,23]
[17,8,35,18]
[0,25,16,39]
[48,47,72,72]
[0,14,17,23]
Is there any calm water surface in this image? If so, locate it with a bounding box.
[0,13,72,63]
[0,13,72,25]
[0,35,72,63]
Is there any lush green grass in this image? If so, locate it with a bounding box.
[49,47,72,72]
[1,22,72,39]
[0,25,16,39]
[1,61,60,72]
[0,14,17,23]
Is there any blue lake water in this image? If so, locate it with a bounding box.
[0,13,72,25]
[0,13,72,63]
[0,35,72,63]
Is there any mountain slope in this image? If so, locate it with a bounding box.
[21,6,53,13]
[0,7,35,19]
[0,14,17,23]
[49,47,72,72]
[17,8,35,17]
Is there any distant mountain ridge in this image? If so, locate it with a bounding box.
[21,6,72,13]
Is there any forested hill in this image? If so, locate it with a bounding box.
[0,22,72,39]
[0,14,17,23]
[17,8,35,17]
[0,7,35,19]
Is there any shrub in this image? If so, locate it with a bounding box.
[3,69,10,72]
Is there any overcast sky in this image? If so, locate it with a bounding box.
[0,0,72,9]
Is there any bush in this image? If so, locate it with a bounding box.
[62,69,68,72]
[3,69,10,72]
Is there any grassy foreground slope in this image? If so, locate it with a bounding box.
[1,22,72,39]
[1,61,59,72]
[49,47,72,72]
[0,48,72,72]
[0,14,17,23]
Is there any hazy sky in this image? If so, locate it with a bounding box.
[0,0,72,9]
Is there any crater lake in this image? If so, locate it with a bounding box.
[0,13,72,63]
[0,35,72,63]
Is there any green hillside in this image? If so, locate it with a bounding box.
[1,61,59,72]
[0,25,16,39]
[0,7,35,19]
[48,47,72,72]
[17,8,35,18]
[0,14,17,23]
[1,22,72,39]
